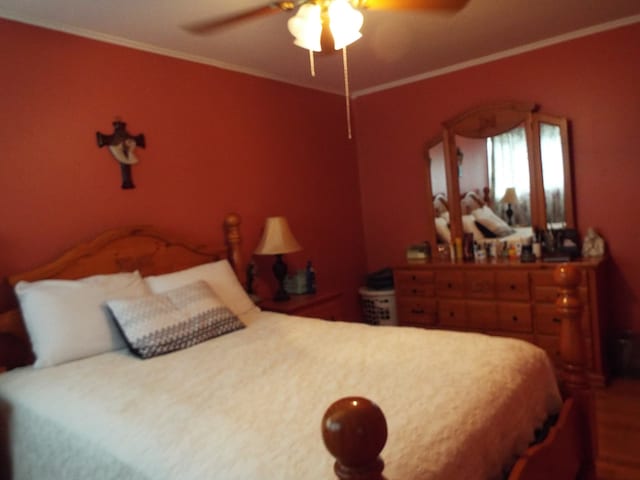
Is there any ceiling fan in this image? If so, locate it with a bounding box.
[184,0,470,52]
[184,0,469,139]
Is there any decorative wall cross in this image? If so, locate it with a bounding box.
[96,120,146,189]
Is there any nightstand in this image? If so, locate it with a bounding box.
[258,291,343,321]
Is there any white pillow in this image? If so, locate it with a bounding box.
[435,217,451,244]
[472,205,514,237]
[144,260,258,316]
[107,281,245,359]
[15,271,150,368]
[462,215,486,242]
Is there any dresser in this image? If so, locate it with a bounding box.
[393,258,608,385]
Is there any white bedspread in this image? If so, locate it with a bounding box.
[0,311,561,480]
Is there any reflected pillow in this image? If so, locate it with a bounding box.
[462,215,486,242]
[474,221,497,238]
[472,206,514,237]
[15,271,150,368]
[435,216,451,244]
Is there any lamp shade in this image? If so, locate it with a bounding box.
[500,187,518,205]
[254,217,302,255]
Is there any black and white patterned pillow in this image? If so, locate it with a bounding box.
[106,280,245,359]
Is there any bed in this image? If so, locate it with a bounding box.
[434,190,534,252]
[0,213,595,480]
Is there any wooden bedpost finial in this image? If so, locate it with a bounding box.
[322,397,387,480]
[223,213,242,275]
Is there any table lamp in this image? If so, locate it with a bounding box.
[500,187,518,226]
[254,216,302,301]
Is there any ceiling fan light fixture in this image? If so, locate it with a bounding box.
[329,0,363,50]
[288,0,363,52]
[287,3,322,51]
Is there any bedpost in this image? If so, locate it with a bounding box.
[224,213,243,276]
[322,397,387,480]
[554,264,597,480]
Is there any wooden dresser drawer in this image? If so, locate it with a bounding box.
[464,271,496,299]
[393,257,607,385]
[397,299,437,327]
[496,271,530,301]
[533,304,591,337]
[489,332,535,345]
[497,303,532,332]
[467,301,498,330]
[530,269,587,288]
[395,270,436,297]
[436,271,464,298]
[437,300,467,328]
[395,270,435,284]
[396,283,436,298]
[533,285,589,304]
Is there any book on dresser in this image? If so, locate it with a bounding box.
[393,258,608,386]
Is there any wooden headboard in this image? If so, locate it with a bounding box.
[0,213,243,370]
[460,188,492,214]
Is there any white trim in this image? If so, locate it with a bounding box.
[351,14,640,98]
[2,8,639,99]
[0,8,340,95]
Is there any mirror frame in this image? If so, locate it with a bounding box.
[423,101,575,250]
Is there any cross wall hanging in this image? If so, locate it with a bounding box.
[96,120,146,189]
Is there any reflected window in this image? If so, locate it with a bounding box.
[486,126,531,226]
[540,123,565,225]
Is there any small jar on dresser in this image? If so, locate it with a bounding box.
[393,258,609,386]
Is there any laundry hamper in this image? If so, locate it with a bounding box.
[358,287,397,326]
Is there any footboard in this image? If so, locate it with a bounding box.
[322,264,595,480]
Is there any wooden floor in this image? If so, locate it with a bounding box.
[595,377,640,480]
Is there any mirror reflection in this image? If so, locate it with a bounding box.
[423,102,575,259]
[485,125,531,227]
[539,122,566,227]
[427,141,451,245]
[454,129,533,249]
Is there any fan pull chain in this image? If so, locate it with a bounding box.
[309,49,316,77]
[342,46,353,139]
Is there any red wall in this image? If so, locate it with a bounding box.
[0,19,367,320]
[353,23,640,333]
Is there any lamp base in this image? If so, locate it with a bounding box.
[272,254,290,302]
[506,204,514,226]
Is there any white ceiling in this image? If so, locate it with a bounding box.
[1,0,639,97]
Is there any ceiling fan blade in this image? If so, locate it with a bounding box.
[361,0,470,11]
[183,2,295,34]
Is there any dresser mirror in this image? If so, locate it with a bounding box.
[425,138,451,247]
[423,101,575,252]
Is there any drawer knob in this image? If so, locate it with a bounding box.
[449,311,455,317]
[412,275,417,281]
[412,288,417,294]
[510,284,516,290]
[447,282,453,288]
[411,308,425,314]
[512,315,518,322]
[552,317,561,324]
